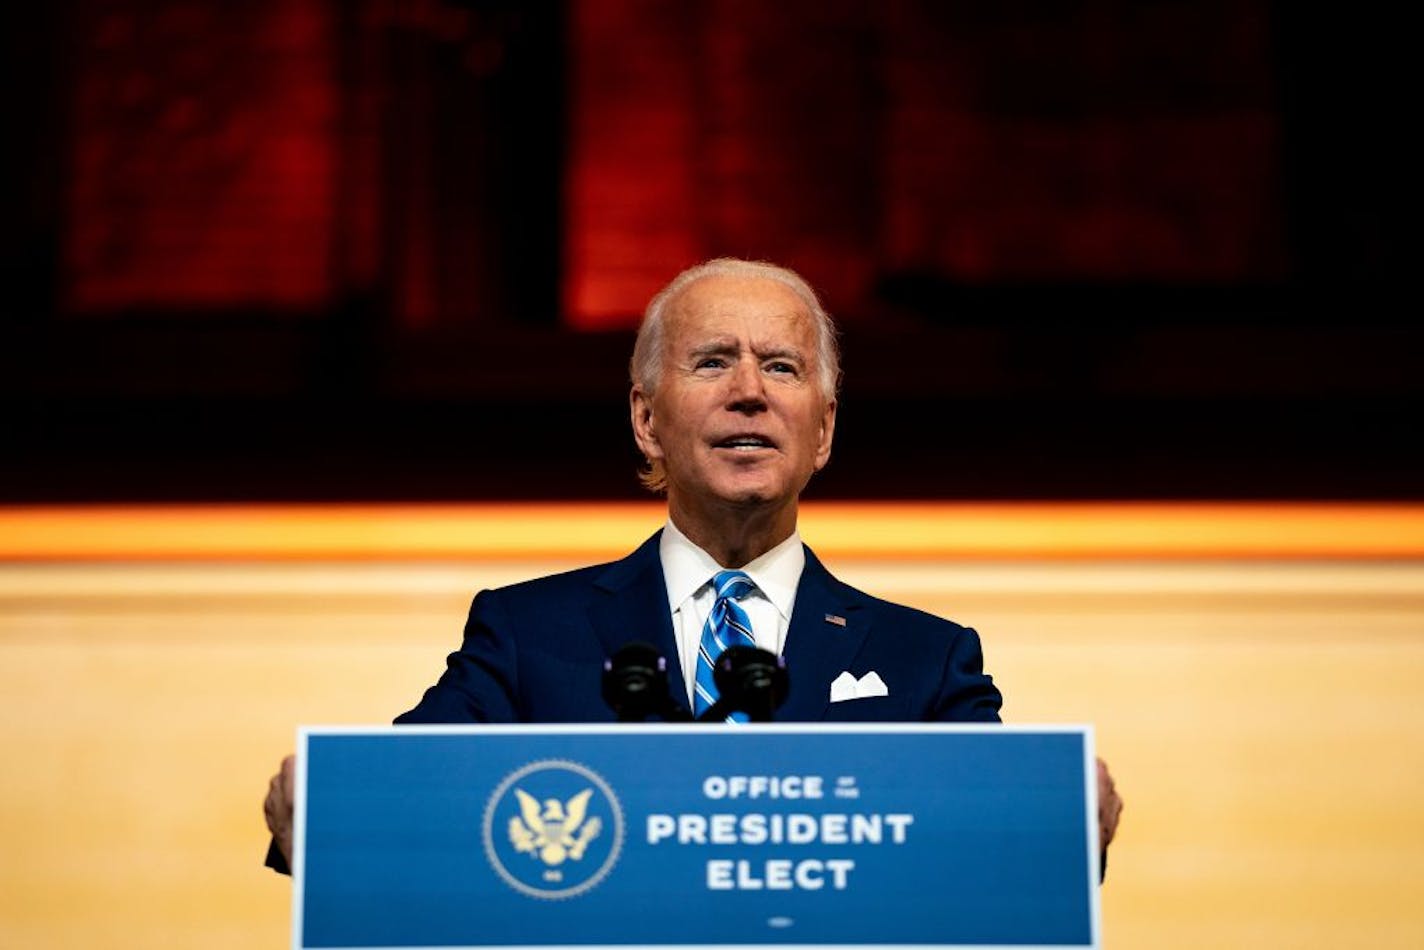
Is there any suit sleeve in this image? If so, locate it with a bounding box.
[395,588,523,724]
[264,839,289,875]
[931,625,1003,723]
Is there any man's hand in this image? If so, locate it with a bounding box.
[264,754,296,866]
[1097,757,1123,851]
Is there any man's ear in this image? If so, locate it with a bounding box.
[813,397,837,471]
[630,386,663,460]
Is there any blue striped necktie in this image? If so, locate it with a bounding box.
[693,570,758,718]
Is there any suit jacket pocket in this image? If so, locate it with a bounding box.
[819,695,907,722]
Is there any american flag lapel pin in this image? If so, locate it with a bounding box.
[824,613,847,627]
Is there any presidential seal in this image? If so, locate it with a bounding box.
[482,759,624,899]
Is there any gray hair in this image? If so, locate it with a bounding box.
[630,258,841,492]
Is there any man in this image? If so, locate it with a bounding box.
[264,258,1122,868]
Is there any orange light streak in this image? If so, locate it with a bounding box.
[1,502,1421,562]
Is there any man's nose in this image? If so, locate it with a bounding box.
[726,357,767,410]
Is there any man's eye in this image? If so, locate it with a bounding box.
[695,357,726,370]
[766,361,797,375]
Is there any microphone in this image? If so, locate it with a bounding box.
[697,646,789,723]
[601,642,692,722]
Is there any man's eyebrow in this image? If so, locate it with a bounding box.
[754,344,806,363]
[683,340,806,364]
[687,340,739,358]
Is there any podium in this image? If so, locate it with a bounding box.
[294,724,1100,948]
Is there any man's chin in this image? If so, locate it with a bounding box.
[711,478,792,510]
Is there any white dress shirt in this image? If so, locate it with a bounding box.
[659,520,804,709]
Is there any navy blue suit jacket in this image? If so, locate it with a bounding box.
[268,533,1002,872]
[397,532,1001,724]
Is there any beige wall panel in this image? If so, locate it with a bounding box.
[2,536,1422,947]
[829,560,1424,949]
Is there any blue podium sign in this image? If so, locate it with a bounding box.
[294,725,1099,949]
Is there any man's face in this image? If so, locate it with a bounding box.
[631,274,837,515]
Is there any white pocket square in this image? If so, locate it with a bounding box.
[829,670,889,703]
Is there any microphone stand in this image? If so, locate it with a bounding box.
[695,646,789,723]
[602,642,693,722]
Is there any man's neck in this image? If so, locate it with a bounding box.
[666,498,798,568]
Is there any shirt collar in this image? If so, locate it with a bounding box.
[659,519,804,622]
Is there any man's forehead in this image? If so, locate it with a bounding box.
[666,275,813,340]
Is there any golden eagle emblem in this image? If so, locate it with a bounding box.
[507,787,603,866]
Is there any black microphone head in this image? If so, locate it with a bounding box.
[602,641,670,720]
[712,646,789,718]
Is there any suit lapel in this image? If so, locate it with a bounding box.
[587,532,689,716]
[778,546,871,721]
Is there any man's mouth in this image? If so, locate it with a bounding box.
[714,435,776,452]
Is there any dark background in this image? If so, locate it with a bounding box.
[3,1,1416,502]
